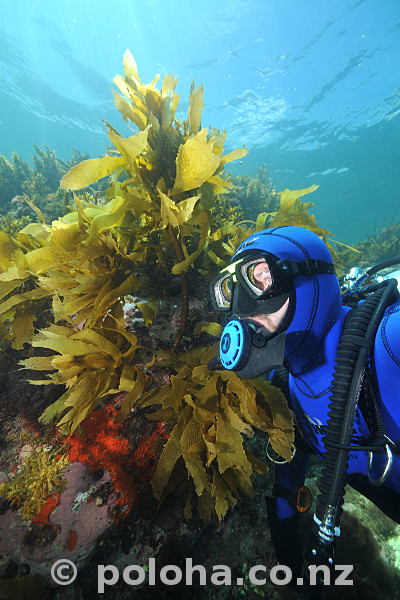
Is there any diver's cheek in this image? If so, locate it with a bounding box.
[244,298,290,333]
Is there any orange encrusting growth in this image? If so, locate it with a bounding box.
[31,492,60,526]
[67,405,167,516]
[67,529,78,551]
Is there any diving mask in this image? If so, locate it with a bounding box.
[210,252,292,316]
[210,252,336,315]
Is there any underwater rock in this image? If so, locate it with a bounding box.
[301,460,400,599]
[123,296,147,331]
[337,485,400,597]
[61,458,286,600]
[0,462,114,585]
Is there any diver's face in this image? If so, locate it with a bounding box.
[247,260,273,292]
[241,261,290,334]
[210,253,292,321]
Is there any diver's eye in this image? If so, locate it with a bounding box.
[247,261,272,291]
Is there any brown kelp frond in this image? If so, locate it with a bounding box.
[201,184,337,277]
[0,220,54,350]
[60,50,247,208]
[254,185,341,260]
[16,197,154,434]
[0,51,248,435]
[58,50,248,345]
[20,318,151,435]
[138,345,295,521]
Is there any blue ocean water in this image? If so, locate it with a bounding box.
[0,0,399,242]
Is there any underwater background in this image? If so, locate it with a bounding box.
[1,0,399,243]
[1,2,400,600]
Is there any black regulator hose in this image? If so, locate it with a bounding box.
[303,278,399,593]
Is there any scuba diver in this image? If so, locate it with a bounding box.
[209,225,400,591]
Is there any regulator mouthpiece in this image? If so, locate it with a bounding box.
[219,319,286,378]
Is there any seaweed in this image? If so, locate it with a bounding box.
[0,152,32,206]
[58,49,248,349]
[31,145,67,192]
[226,165,280,222]
[337,220,400,272]
[0,444,69,520]
[0,51,321,519]
[0,146,89,227]
[137,344,294,521]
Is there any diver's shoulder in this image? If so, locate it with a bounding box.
[375,301,400,365]
[379,300,400,329]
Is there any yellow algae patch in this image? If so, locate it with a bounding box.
[173,129,220,193]
[188,81,204,136]
[107,127,150,171]
[60,156,127,190]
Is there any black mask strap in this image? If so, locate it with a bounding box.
[276,258,336,277]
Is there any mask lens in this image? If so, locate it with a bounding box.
[242,259,273,296]
[213,273,233,309]
[221,275,233,303]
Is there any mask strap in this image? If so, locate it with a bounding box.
[277,259,336,277]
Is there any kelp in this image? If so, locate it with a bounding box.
[255,185,333,245]
[0,51,332,519]
[56,51,250,352]
[200,184,334,277]
[0,198,136,354]
[60,49,248,277]
[336,220,400,272]
[20,319,153,435]
[0,52,248,434]
[206,181,359,277]
[137,344,294,520]
[223,165,279,222]
[0,224,53,350]
[11,196,155,434]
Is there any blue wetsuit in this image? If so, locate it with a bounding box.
[276,301,400,519]
[225,226,400,521]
